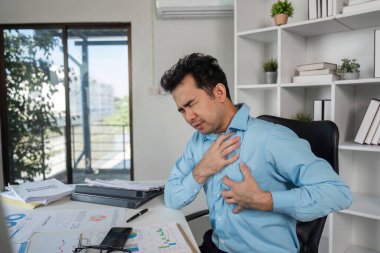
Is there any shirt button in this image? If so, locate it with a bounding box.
[221,240,225,244]
[218,217,221,222]
[193,188,197,193]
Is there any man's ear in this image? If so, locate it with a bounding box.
[213,83,227,102]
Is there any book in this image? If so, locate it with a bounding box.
[327,0,333,16]
[376,30,380,78]
[354,99,380,144]
[342,0,380,13]
[297,62,337,72]
[74,184,163,199]
[314,100,323,120]
[323,99,332,120]
[309,0,318,19]
[322,0,328,17]
[317,0,322,17]
[364,107,380,144]
[371,120,380,144]
[299,68,336,76]
[70,191,162,209]
[293,74,339,83]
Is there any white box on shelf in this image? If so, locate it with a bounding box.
[323,99,332,120]
[314,100,323,120]
[375,29,380,78]
[309,0,318,19]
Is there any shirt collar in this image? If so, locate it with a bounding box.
[204,103,250,141]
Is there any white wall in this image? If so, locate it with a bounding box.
[0,0,234,213]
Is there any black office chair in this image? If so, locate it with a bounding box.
[186,115,339,253]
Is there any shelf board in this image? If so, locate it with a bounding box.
[340,192,380,220]
[282,17,350,37]
[339,142,380,152]
[334,78,380,86]
[236,26,278,43]
[345,245,380,253]
[237,84,277,89]
[336,8,380,30]
[280,82,332,87]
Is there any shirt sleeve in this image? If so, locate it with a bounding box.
[164,134,204,210]
[266,125,352,222]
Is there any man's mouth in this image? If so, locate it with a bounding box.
[192,122,203,130]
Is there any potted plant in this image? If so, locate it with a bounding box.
[271,0,294,26]
[337,58,360,80]
[262,58,278,84]
[293,112,313,122]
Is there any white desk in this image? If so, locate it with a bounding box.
[3,195,200,253]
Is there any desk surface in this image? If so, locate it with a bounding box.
[3,195,200,253]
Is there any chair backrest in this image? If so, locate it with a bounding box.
[258,115,339,253]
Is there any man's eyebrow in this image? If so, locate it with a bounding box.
[177,99,194,112]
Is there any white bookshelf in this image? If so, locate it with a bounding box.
[234,0,380,252]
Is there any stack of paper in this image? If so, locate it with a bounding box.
[84,178,164,191]
[71,179,165,209]
[5,178,74,206]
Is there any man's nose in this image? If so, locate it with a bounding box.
[185,109,196,122]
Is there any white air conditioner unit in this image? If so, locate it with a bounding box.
[156,0,234,18]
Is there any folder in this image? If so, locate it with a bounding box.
[74,184,163,199]
[70,190,163,209]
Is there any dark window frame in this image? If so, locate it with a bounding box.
[0,23,133,185]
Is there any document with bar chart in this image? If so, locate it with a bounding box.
[125,222,195,253]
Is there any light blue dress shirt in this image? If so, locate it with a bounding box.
[164,103,352,253]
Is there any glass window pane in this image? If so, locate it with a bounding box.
[67,28,130,183]
[4,29,66,183]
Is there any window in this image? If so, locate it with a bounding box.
[0,24,132,184]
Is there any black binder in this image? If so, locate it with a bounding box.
[74,184,163,199]
[70,190,163,209]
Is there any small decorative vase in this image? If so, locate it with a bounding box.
[274,14,288,26]
[342,72,359,80]
[265,72,277,84]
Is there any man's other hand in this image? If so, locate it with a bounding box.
[222,163,273,213]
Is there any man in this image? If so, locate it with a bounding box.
[161,53,352,253]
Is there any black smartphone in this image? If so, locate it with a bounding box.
[100,227,132,249]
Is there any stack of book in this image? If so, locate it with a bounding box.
[308,0,333,20]
[1,178,74,209]
[293,62,339,83]
[342,0,380,14]
[354,98,380,144]
[71,179,164,209]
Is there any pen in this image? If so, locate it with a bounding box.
[127,208,148,222]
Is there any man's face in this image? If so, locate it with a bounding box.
[172,74,224,135]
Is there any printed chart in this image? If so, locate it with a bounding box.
[124,222,192,253]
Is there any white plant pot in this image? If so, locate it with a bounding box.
[265,72,277,84]
[342,72,359,80]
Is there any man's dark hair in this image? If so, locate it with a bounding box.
[160,53,231,100]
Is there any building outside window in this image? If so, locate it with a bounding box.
[0,24,132,184]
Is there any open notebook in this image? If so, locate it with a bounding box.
[0,200,13,253]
